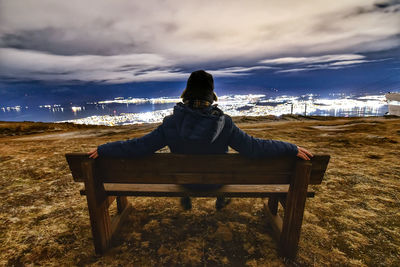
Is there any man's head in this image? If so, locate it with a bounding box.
[181,70,218,103]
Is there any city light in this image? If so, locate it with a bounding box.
[60,94,388,126]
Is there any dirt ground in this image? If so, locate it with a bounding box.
[0,116,399,266]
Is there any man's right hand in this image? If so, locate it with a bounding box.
[296,146,313,160]
[88,148,99,159]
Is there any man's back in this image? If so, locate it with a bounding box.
[162,102,231,154]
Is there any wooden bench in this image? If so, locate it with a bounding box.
[66,152,330,260]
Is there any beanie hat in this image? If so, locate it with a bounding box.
[181,70,218,103]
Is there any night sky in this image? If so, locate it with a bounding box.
[1,0,400,106]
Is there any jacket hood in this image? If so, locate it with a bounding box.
[173,102,225,143]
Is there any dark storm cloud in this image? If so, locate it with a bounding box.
[343,0,400,18]
[374,0,400,9]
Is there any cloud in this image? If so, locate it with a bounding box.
[276,68,310,74]
[329,60,368,66]
[0,48,271,83]
[0,48,185,83]
[0,0,399,83]
[209,66,275,77]
[261,54,378,73]
[259,54,366,65]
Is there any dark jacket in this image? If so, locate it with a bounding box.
[97,103,298,158]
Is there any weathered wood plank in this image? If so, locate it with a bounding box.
[279,160,312,260]
[66,155,92,182]
[82,161,112,255]
[98,172,291,184]
[309,154,330,184]
[66,153,329,185]
[80,184,315,198]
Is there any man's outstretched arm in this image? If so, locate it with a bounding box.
[228,122,313,160]
[88,125,166,158]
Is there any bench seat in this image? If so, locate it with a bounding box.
[80,184,316,198]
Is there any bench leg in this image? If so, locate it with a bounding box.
[110,196,132,237]
[82,161,112,255]
[279,198,286,210]
[117,196,128,214]
[268,197,279,215]
[263,197,283,242]
[279,161,312,260]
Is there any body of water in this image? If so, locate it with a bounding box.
[0,94,389,125]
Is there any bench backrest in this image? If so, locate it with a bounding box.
[66,153,330,185]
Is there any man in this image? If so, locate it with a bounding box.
[88,70,313,210]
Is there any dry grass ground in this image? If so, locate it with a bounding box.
[0,116,399,266]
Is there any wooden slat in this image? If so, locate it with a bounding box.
[95,154,293,184]
[80,184,315,198]
[309,155,330,184]
[65,155,92,182]
[66,153,329,185]
[99,173,291,185]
